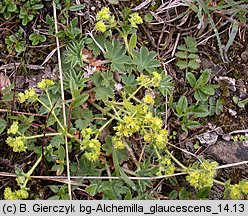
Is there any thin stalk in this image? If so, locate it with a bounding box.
[213,179,226,186]
[127,85,143,101]
[111,105,121,119]
[105,162,112,182]
[38,98,64,131]
[23,154,43,188]
[45,90,53,108]
[113,105,131,115]
[90,102,124,122]
[165,149,187,170]
[123,36,131,55]
[52,1,72,199]
[98,117,113,133]
[154,146,162,160]
[129,95,142,103]
[36,98,63,130]
[26,133,62,140]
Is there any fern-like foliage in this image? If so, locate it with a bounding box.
[175,36,200,71]
[62,40,85,69]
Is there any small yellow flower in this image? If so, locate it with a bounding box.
[230,184,241,200]
[151,117,162,130]
[6,136,27,152]
[155,131,168,149]
[151,71,162,87]
[143,94,154,105]
[37,79,54,90]
[144,132,153,142]
[80,138,101,161]
[240,182,248,194]
[15,189,29,199]
[129,12,143,28]
[37,80,46,89]
[4,187,18,200]
[26,88,36,98]
[7,121,19,135]
[18,92,27,103]
[137,75,150,86]
[95,20,107,33]
[113,137,125,149]
[96,7,110,21]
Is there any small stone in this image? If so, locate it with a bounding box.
[228,108,237,116]
[241,50,248,62]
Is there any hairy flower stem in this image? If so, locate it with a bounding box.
[213,179,226,186]
[90,102,124,122]
[115,27,133,57]
[165,149,187,170]
[127,85,143,101]
[26,133,62,140]
[37,99,65,131]
[98,118,113,135]
[23,154,43,188]
[123,36,134,58]
[154,146,162,160]
[111,103,130,115]
[111,105,121,119]
[45,90,52,107]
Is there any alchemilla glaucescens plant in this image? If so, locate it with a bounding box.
[2,6,248,200]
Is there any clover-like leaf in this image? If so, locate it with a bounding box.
[132,46,161,73]
[176,60,188,70]
[188,59,200,70]
[175,51,188,59]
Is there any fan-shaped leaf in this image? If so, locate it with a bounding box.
[132,46,160,72]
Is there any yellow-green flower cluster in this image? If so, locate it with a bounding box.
[6,136,27,152]
[113,102,169,149]
[240,180,248,194]
[154,129,169,148]
[229,184,241,200]
[37,79,54,90]
[227,180,248,199]
[115,115,141,138]
[129,12,143,28]
[152,71,162,87]
[4,187,29,200]
[7,121,19,135]
[95,7,115,33]
[96,7,110,21]
[186,161,218,189]
[18,88,37,103]
[157,157,175,176]
[95,21,107,33]
[137,72,162,87]
[112,136,125,149]
[143,94,154,105]
[80,128,101,161]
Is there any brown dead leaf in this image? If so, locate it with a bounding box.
[0,73,11,92]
